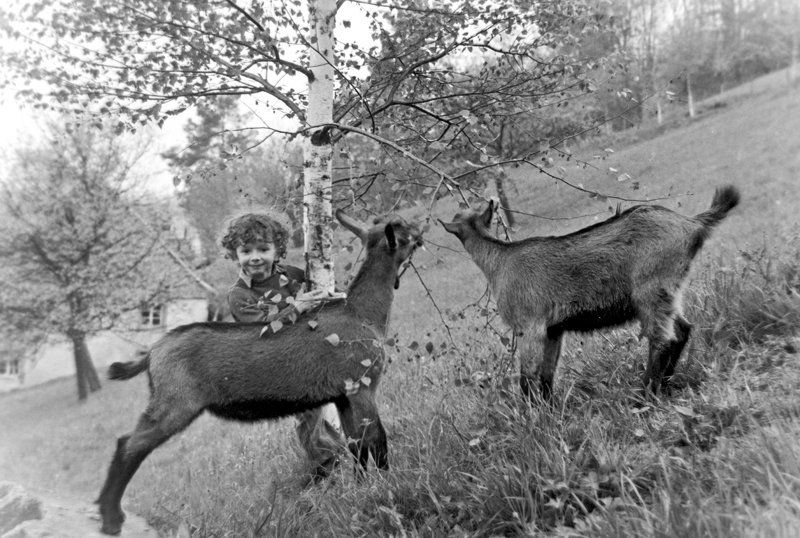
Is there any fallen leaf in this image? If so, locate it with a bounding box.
[325,333,340,346]
[673,404,697,417]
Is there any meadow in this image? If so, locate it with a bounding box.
[1,77,799,537]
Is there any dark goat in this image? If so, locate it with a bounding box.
[441,186,740,401]
[96,211,423,535]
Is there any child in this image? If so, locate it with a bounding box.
[220,209,344,479]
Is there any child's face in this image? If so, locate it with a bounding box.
[235,241,277,283]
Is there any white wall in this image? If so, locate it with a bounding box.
[1,299,208,392]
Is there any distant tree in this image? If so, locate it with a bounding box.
[163,96,304,260]
[0,121,182,400]
[2,0,612,294]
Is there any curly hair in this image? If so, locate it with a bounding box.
[219,210,291,261]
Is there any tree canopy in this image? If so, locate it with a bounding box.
[0,121,185,399]
[2,0,607,187]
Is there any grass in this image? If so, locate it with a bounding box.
[1,74,800,537]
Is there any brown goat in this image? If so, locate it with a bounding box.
[96,211,424,535]
[441,186,740,401]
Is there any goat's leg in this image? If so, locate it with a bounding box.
[519,328,563,403]
[96,434,129,506]
[296,407,342,481]
[661,316,692,390]
[336,393,387,473]
[539,329,564,401]
[643,337,671,394]
[639,289,680,395]
[98,406,200,535]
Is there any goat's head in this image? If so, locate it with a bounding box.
[336,210,424,288]
[439,199,496,242]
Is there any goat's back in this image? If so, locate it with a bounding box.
[491,205,706,329]
[146,302,385,405]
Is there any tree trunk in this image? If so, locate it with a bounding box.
[790,14,798,84]
[656,98,663,125]
[303,0,337,293]
[493,173,515,228]
[491,124,515,228]
[686,72,696,118]
[70,330,101,401]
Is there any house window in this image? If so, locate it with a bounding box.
[140,305,163,327]
[0,359,20,376]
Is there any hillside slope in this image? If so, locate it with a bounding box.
[498,83,800,247]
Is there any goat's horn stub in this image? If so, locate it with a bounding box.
[384,222,397,250]
[335,209,368,242]
[438,218,459,235]
[478,202,494,228]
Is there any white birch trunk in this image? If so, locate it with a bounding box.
[686,71,695,119]
[790,14,798,84]
[655,97,663,125]
[305,0,341,433]
[303,0,337,293]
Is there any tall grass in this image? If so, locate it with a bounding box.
[252,247,800,538]
[687,235,800,350]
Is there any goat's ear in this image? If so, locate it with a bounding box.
[439,219,459,235]
[384,223,397,250]
[335,209,368,242]
[478,201,495,228]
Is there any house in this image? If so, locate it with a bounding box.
[0,205,216,393]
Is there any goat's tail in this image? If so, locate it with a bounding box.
[695,185,740,229]
[108,356,149,380]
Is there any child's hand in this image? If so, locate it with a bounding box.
[293,289,347,314]
[256,290,281,312]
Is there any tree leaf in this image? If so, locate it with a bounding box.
[270,320,283,333]
[325,333,340,346]
[673,405,697,417]
[308,320,318,330]
[344,378,358,395]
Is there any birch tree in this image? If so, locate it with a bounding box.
[0,122,183,400]
[2,0,610,290]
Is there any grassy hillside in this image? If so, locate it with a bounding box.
[1,77,799,537]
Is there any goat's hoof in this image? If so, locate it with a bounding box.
[101,521,123,536]
[100,510,125,535]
